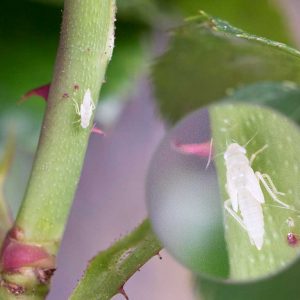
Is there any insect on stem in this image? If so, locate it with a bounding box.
[73,88,96,129]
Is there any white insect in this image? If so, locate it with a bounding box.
[224,143,290,250]
[74,89,95,129]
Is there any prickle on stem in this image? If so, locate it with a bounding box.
[19,84,50,103]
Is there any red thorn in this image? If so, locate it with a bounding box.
[118,286,129,300]
[91,124,105,136]
[172,139,213,158]
[19,84,50,103]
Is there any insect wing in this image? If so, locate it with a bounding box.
[238,189,264,250]
[226,176,239,212]
[82,89,93,107]
[245,168,265,203]
[80,89,94,129]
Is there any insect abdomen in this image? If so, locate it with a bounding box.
[80,104,93,128]
[239,189,264,250]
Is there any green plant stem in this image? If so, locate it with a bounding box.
[0,0,116,298]
[70,220,162,300]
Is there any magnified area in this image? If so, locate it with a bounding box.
[146,103,300,281]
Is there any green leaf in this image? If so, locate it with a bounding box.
[192,103,300,299]
[224,81,300,125]
[196,259,300,300]
[69,220,161,300]
[192,85,300,299]
[152,12,300,124]
[156,0,292,44]
[211,103,300,279]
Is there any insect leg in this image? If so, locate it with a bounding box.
[72,98,80,115]
[249,144,268,165]
[224,200,247,231]
[255,171,290,208]
[91,100,96,110]
[257,172,285,196]
[72,119,81,125]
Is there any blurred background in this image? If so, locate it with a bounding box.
[0,0,300,299]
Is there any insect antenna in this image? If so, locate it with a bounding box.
[243,131,259,148]
[211,135,233,161]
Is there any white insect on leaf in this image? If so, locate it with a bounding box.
[223,143,290,250]
[74,88,95,129]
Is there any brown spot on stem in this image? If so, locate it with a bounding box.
[74,84,80,90]
[1,280,25,296]
[35,268,56,284]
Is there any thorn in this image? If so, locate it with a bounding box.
[19,84,50,103]
[172,138,214,169]
[172,139,213,158]
[118,286,129,300]
[91,124,105,136]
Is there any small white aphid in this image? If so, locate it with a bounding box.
[224,143,290,250]
[74,89,95,129]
